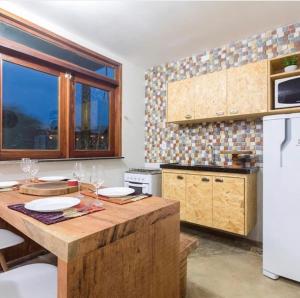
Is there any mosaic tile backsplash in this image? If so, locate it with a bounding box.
[145,22,300,167]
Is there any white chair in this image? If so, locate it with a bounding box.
[0,229,24,271]
[0,263,57,298]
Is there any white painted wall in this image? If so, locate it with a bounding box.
[0,2,145,186]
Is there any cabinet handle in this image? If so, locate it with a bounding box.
[216,111,224,116]
[201,177,210,182]
[230,109,239,115]
[177,175,184,180]
[215,178,223,183]
[185,114,192,119]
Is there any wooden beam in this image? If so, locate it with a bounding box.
[0,251,8,271]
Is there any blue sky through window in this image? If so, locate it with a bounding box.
[3,61,58,128]
[2,61,58,149]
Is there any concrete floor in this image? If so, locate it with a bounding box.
[185,227,300,298]
[15,226,300,298]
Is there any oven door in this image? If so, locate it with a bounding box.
[124,181,150,195]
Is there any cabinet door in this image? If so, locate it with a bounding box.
[186,174,213,227]
[213,176,245,234]
[163,172,186,220]
[193,70,227,119]
[167,79,194,122]
[227,60,268,116]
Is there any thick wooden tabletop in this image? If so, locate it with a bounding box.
[0,191,179,262]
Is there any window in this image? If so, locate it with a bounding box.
[74,83,110,151]
[0,10,121,160]
[0,21,116,79]
[68,78,116,158]
[2,60,59,150]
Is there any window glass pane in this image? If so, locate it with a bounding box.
[95,66,115,78]
[75,83,109,151]
[0,22,116,79]
[2,61,59,150]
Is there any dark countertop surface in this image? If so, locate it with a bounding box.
[160,163,259,174]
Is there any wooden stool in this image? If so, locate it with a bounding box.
[0,229,24,271]
[180,233,199,298]
[0,263,57,298]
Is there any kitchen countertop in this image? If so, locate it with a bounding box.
[160,163,258,174]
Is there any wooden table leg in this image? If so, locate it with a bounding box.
[0,251,8,271]
[57,213,180,298]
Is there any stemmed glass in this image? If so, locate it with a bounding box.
[20,158,31,182]
[90,165,104,197]
[73,162,84,197]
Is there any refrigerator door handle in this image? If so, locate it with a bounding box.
[280,118,292,167]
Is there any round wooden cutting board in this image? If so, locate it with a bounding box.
[19,182,78,196]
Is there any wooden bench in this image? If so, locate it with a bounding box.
[180,232,199,298]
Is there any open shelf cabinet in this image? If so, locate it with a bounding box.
[268,51,300,114]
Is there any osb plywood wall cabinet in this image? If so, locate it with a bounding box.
[167,79,194,122]
[162,169,257,236]
[227,60,268,116]
[167,60,268,123]
[193,70,227,119]
[167,54,300,123]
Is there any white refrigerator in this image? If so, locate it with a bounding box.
[263,113,300,282]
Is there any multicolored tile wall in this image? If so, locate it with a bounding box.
[145,22,300,167]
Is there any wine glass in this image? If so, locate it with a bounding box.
[20,158,31,182]
[29,160,39,182]
[90,165,104,197]
[73,162,84,197]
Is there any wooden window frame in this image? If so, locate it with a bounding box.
[0,9,122,160]
[0,54,67,160]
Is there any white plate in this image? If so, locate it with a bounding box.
[0,181,19,189]
[25,197,80,213]
[38,176,67,182]
[97,187,135,198]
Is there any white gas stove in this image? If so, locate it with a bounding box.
[124,168,162,196]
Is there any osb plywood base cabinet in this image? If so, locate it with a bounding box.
[162,169,257,236]
[213,176,245,234]
[185,174,213,227]
[163,172,187,220]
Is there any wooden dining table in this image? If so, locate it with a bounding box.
[0,190,180,298]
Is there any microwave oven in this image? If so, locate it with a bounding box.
[274,75,300,109]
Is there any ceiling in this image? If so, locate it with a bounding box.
[1,1,300,69]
